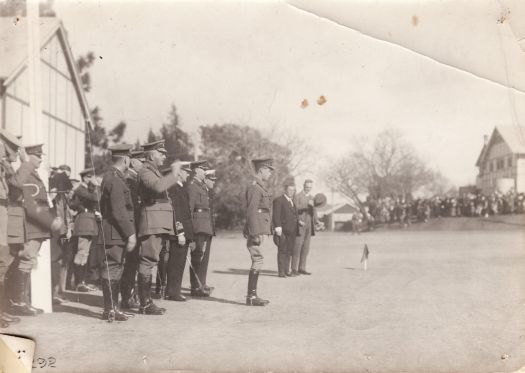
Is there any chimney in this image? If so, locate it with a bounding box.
[483,135,489,146]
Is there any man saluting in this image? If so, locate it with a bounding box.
[137,140,180,315]
[243,158,274,306]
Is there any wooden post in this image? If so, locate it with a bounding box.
[26,0,53,313]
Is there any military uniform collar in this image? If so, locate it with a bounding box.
[254,178,268,192]
[144,160,161,174]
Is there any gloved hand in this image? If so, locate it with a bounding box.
[178,233,186,246]
[188,241,196,252]
[126,234,137,252]
[274,227,282,236]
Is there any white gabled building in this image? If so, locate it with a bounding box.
[0,17,89,176]
[475,125,525,194]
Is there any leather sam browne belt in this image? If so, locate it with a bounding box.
[257,208,269,213]
[194,208,210,212]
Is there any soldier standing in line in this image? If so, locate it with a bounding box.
[0,129,26,327]
[243,158,274,306]
[199,169,217,289]
[137,140,180,315]
[98,144,136,321]
[187,161,214,297]
[165,161,193,301]
[71,168,100,292]
[120,149,144,310]
[5,144,63,316]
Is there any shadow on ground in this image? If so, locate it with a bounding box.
[213,268,278,276]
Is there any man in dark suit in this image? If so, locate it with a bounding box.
[272,179,299,278]
[165,161,193,301]
[293,179,318,275]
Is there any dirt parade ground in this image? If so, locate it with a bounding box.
[4,218,525,373]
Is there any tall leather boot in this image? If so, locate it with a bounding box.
[101,279,113,319]
[7,270,39,316]
[120,279,139,310]
[75,264,91,292]
[110,280,130,321]
[138,273,165,315]
[0,283,20,327]
[246,269,269,306]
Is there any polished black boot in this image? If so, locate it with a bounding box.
[7,270,39,316]
[120,281,139,310]
[138,274,165,315]
[101,279,114,320]
[246,270,269,306]
[110,280,131,321]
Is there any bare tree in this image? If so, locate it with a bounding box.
[325,129,435,202]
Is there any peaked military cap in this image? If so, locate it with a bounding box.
[205,169,217,180]
[25,143,45,156]
[252,158,274,171]
[108,143,133,156]
[0,129,22,150]
[142,139,167,153]
[190,160,209,170]
[130,149,145,160]
[180,161,192,172]
[79,167,95,177]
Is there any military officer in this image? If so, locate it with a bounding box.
[120,149,144,310]
[98,144,136,321]
[137,140,180,315]
[187,160,215,297]
[5,144,63,316]
[0,129,28,326]
[243,158,273,306]
[165,161,193,301]
[71,167,100,292]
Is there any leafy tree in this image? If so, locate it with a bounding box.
[0,0,55,17]
[200,124,295,229]
[159,105,193,162]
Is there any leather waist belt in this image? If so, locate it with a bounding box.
[149,199,170,204]
[257,208,270,213]
[194,208,210,212]
[0,199,7,207]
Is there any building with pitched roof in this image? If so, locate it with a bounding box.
[475,125,525,194]
[0,17,88,176]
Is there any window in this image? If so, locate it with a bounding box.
[489,162,494,172]
[507,157,512,168]
[496,158,504,170]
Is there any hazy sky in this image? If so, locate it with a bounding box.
[54,0,525,192]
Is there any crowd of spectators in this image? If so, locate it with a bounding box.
[350,190,525,232]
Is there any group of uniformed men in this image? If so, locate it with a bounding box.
[0,127,319,325]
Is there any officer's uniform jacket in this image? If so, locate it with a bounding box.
[168,182,194,240]
[4,161,36,244]
[294,191,317,237]
[244,178,272,236]
[137,161,176,237]
[24,171,55,241]
[187,178,214,236]
[98,167,135,246]
[72,182,99,237]
[125,168,141,224]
